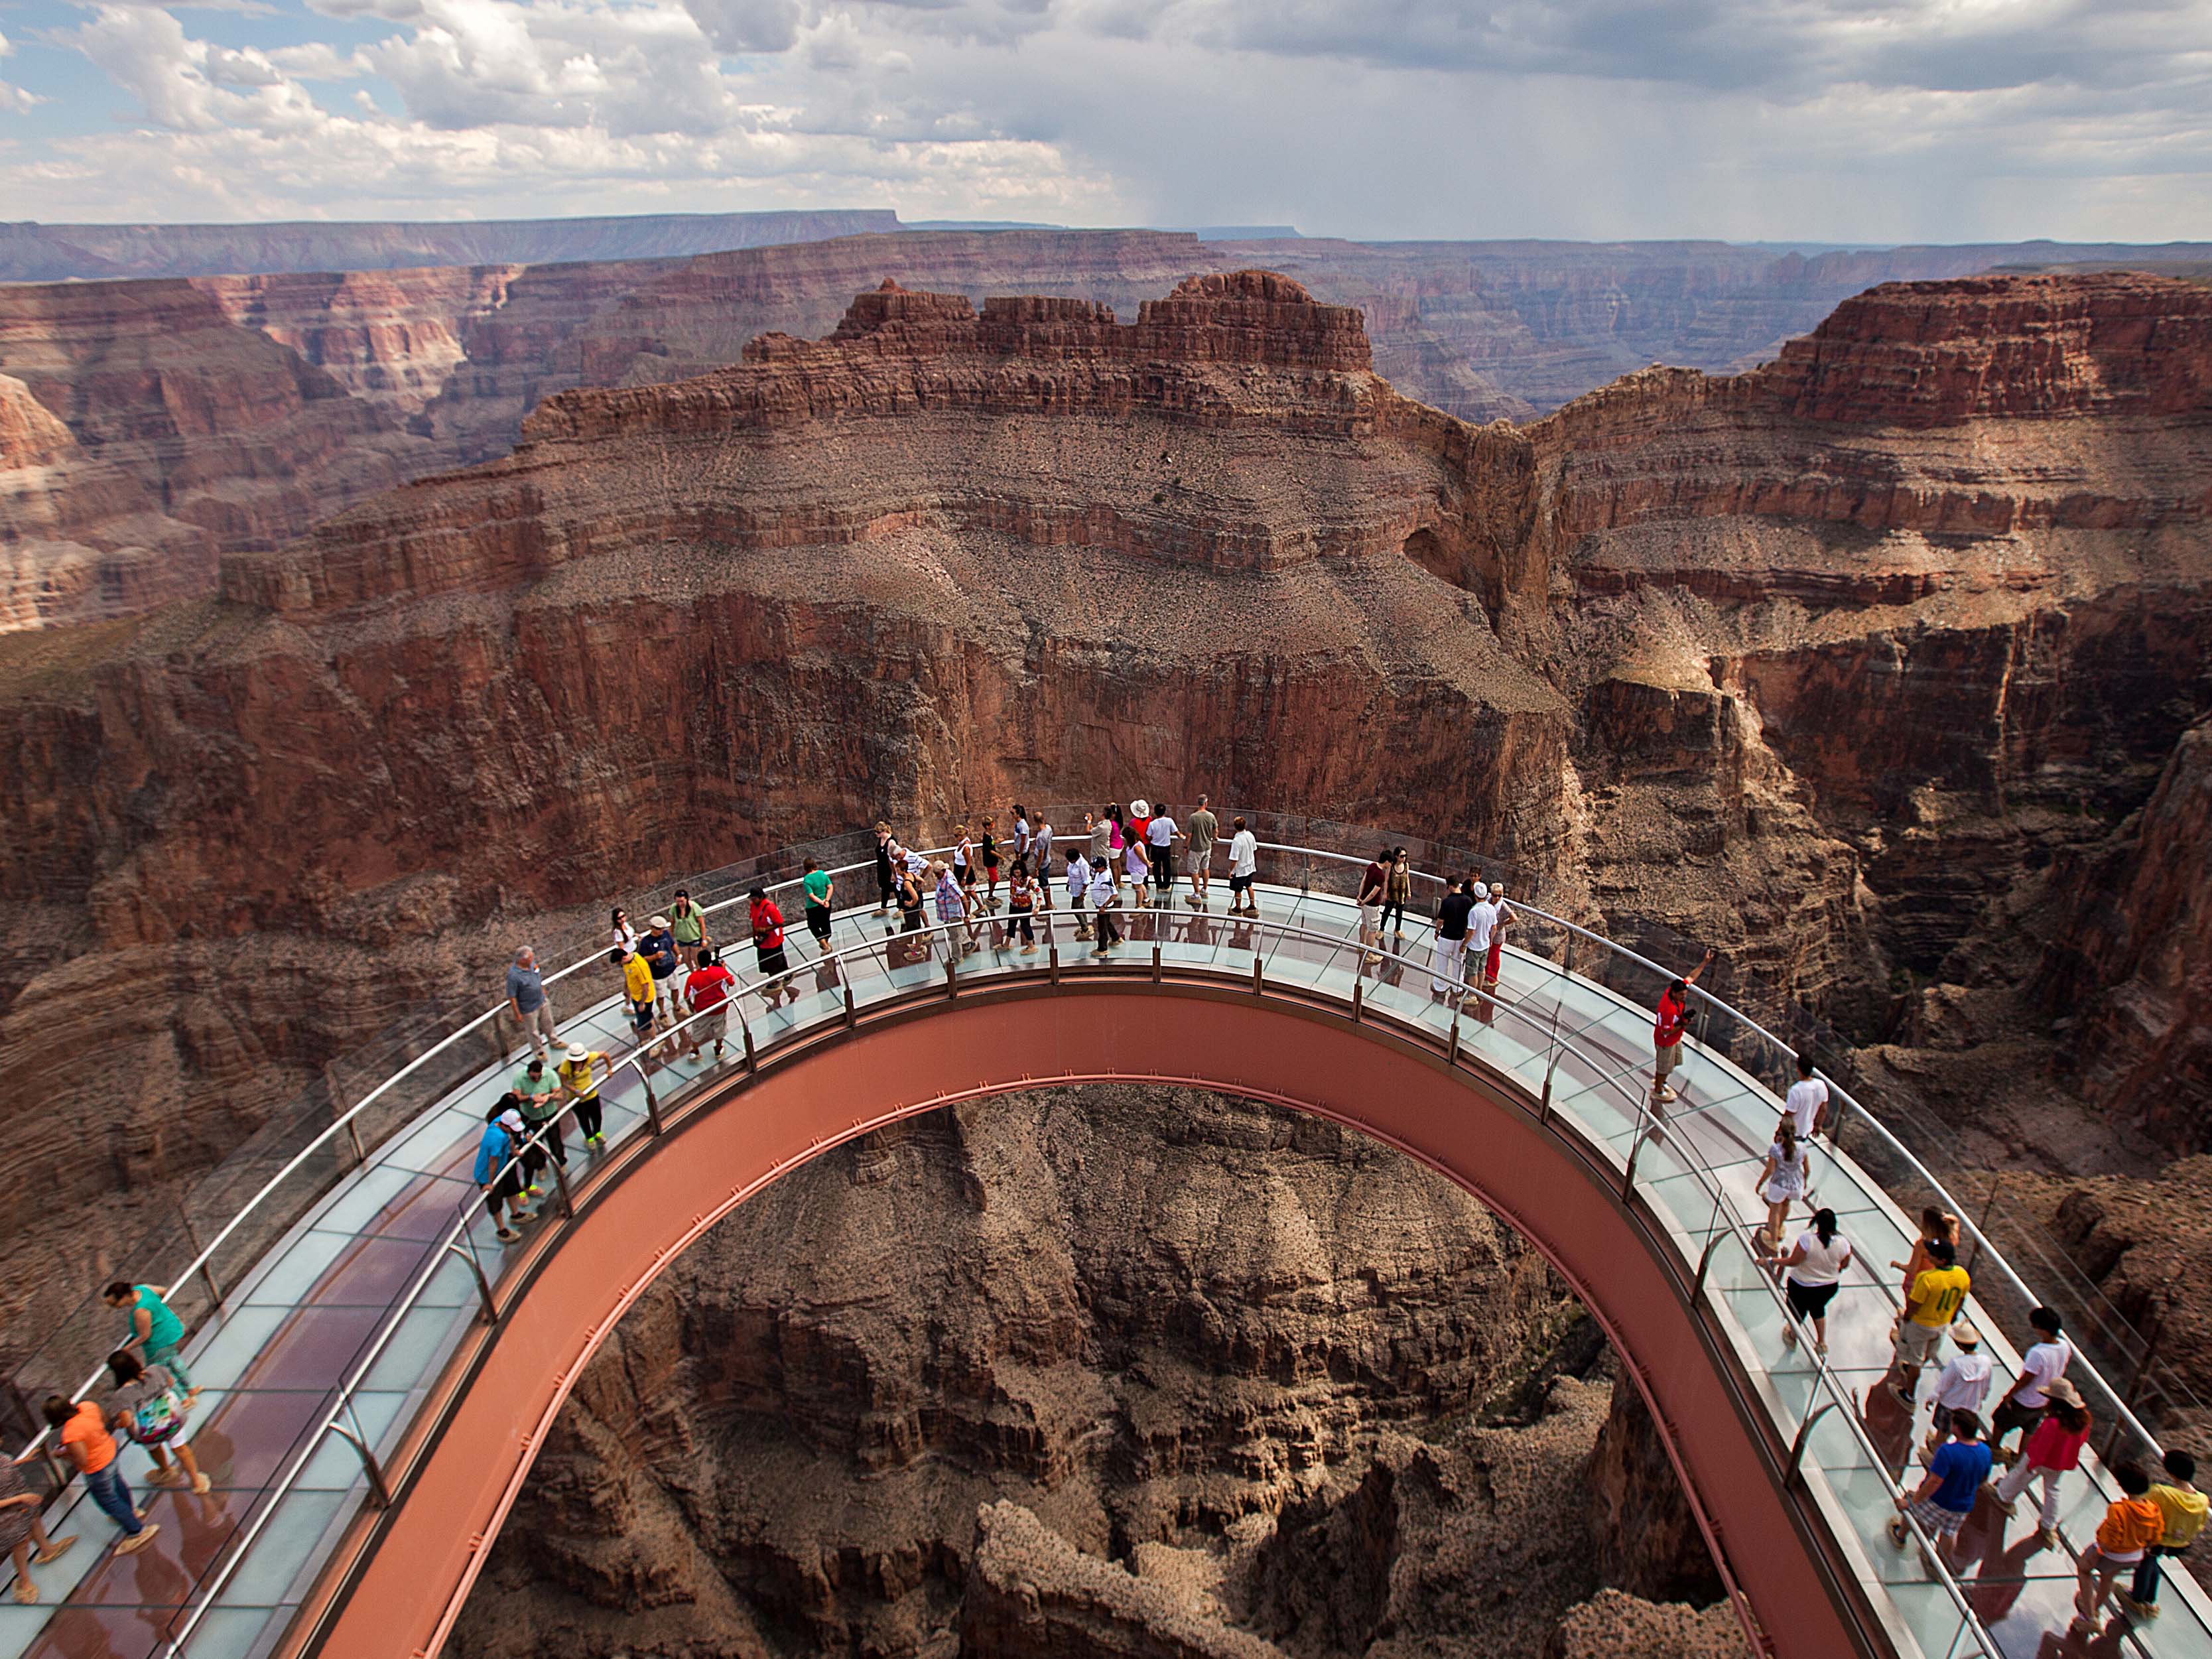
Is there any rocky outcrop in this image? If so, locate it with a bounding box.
[1547,1589,1748,1659]
[1582,1374,1724,1607]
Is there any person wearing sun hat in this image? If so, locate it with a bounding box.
[557,1041,610,1146]
[1923,1320,1993,1457]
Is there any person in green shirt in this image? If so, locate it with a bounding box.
[801,860,834,952]
[510,1057,568,1193]
[668,890,710,957]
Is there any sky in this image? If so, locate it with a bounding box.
[1,0,2208,239]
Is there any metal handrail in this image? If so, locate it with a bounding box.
[151,904,2003,1659]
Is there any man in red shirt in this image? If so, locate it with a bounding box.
[1652,949,1715,1105]
[683,947,738,1061]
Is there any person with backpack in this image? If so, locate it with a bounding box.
[473,1097,533,1243]
[105,1349,208,1494]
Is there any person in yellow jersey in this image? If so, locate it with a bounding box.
[1890,1236,1969,1406]
[557,1042,610,1147]
[2121,1449,2206,1621]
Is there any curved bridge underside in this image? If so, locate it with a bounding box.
[310,984,1871,1659]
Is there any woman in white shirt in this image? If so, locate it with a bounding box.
[1226,818,1260,917]
[1766,1206,1851,1356]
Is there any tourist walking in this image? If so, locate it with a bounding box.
[1145,805,1178,905]
[1890,1236,1970,1403]
[105,1282,197,1398]
[1431,878,1473,996]
[639,916,681,1022]
[801,858,834,950]
[1185,796,1218,910]
[1989,1306,2073,1461]
[669,888,710,961]
[1650,949,1715,1104]
[1766,1207,1851,1355]
[1888,1408,1990,1567]
[511,1055,566,1189]
[749,887,795,998]
[1,1442,74,1604]
[683,947,736,1061]
[2123,1449,2205,1621]
[1227,818,1259,915]
[473,1098,533,1242]
[1990,1379,2091,1544]
[1065,848,1093,938]
[1755,1122,1810,1254]
[506,945,557,1060]
[2078,1461,2164,1630]
[1891,1206,1963,1311]
[952,825,975,899]
[1380,848,1412,944]
[1089,858,1122,955]
[933,860,976,953]
[105,1349,208,1494]
[1357,848,1390,963]
[557,1042,609,1145]
[1786,1051,1831,1140]
[1006,859,1037,953]
[42,1395,157,1556]
[874,823,896,916]
[1923,1322,1994,1457]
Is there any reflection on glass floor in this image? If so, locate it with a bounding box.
[4,877,2204,1659]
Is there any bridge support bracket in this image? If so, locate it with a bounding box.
[445,1240,498,1325]
[327,1420,394,1508]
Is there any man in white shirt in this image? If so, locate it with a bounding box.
[1065,850,1092,939]
[1087,860,1122,953]
[1990,1306,2074,1460]
[1923,1322,1994,1456]
[1464,882,1496,1015]
[1227,819,1259,916]
[1786,1052,1832,1140]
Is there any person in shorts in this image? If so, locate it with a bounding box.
[1226,817,1258,915]
[2079,1462,2165,1630]
[639,916,681,1022]
[801,859,834,950]
[1891,1237,1969,1404]
[978,817,1002,911]
[1185,796,1218,910]
[1,1438,77,1604]
[683,947,736,1061]
[105,1349,208,1494]
[668,889,710,961]
[1764,1207,1850,1355]
[511,1055,567,1191]
[473,1098,533,1241]
[1888,1408,1990,1566]
[1650,949,1715,1104]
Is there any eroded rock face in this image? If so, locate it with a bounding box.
[446,1085,1730,1659]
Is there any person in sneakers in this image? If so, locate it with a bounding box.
[1464,882,1496,1015]
[1065,847,1093,939]
[1145,806,1178,907]
[1185,797,1218,910]
[473,1098,533,1242]
[2124,1449,2206,1620]
[1480,880,1512,999]
[42,1395,157,1557]
[614,943,658,1054]
[1088,857,1122,955]
[1990,1378,2091,1544]
[639,916,681,1023]
[1356,848,1390,963]
[511,1056,566,1191]
[557,1042,610,1146]
[505,945,557,1060]
[1431,878,1473,997]
[748,888,796,1000]
[1990,1306,2073,1463]
[1005,858,1038,953]
[105,1351,208,1494]
[1888,1408,1990,1567]
[2078,1461,2164,1630]
[1,1443,76,1603]
[1226,819,1260,917]
[1031,814,1055,913]
[1650,949,1715,1104]
[683,947,736,1061]
[933,861,976,953]
[1890,1236,1969,1404]
[1923,1322,1994,1457]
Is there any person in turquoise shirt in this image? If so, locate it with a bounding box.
[801,859,834,951]
[103,1280,196,1398]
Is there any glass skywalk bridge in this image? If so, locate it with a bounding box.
[2,815,2203,1659]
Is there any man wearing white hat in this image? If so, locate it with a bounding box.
[1464,878,1496,1016]
[639,913,680,1023]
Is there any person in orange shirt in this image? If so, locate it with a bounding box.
[41,1394,159,1556]
[2077,1460,2164,1630]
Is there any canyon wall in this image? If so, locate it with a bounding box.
[446,1085,1733,1659]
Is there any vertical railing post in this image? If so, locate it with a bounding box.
[946,959,958,999]
[639,1065,663,1136]
[1151,944,1162,982]
[1350,980,1363,1023]
[742,1016,756,1072]
[843,977,856,1029]
[1252,955,1264,996]
[549,1142,575,1220]
[1445,1014,1459,1067]
[1049,936,1061,984]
